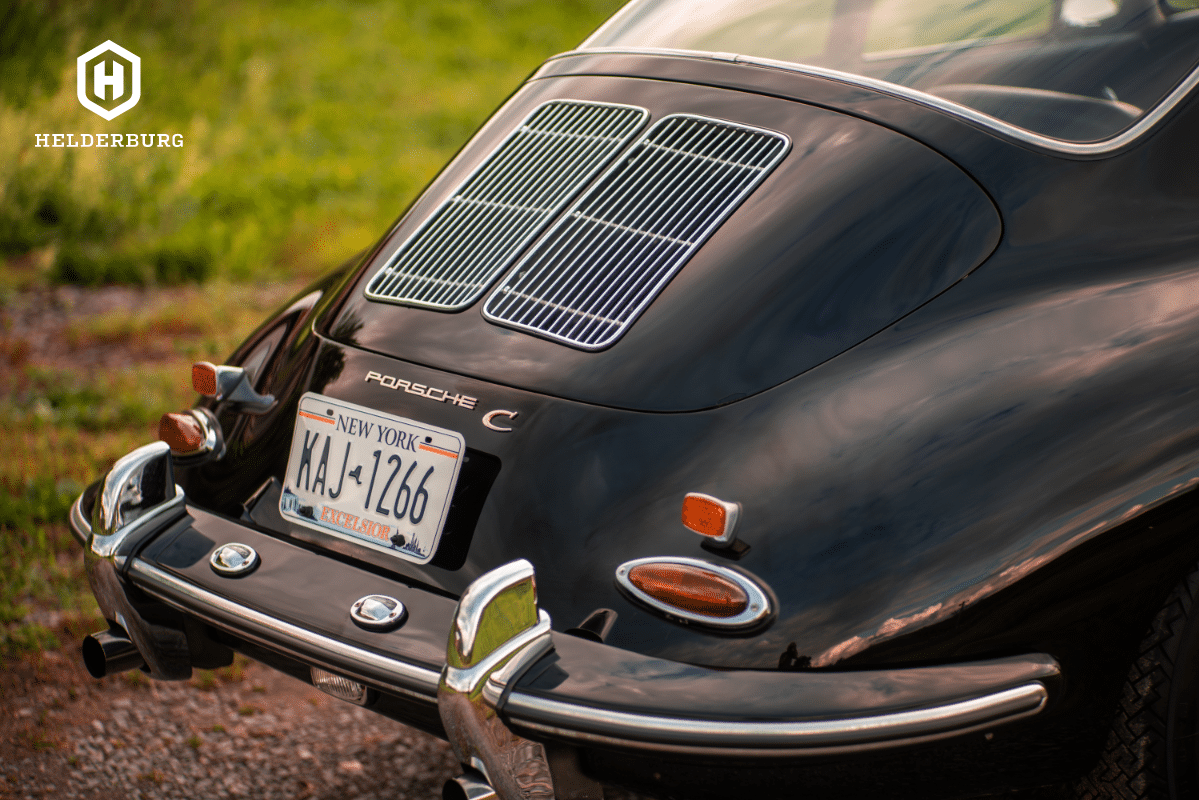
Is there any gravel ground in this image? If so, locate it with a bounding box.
[0,283,652,800]
[1,649,463,800]
[0,646,653,800]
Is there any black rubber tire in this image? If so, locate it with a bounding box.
[1073,565,1199,800]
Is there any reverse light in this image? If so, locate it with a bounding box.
[615,556,772,630]
[681,492,740,545]
[311,667,372,706]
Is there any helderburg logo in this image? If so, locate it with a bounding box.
[36,40,183,149]
[77,40,140,120]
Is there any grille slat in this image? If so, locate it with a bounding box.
[484,115,789,349]
[365,101,648,310]
[547,119,737,333]
[511,120,717,330]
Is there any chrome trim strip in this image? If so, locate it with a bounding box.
[127,559,442,701]
[549,47,1199,157]
[506,682,1048,754]
[69,492,92,547]
[128,553,1049,754]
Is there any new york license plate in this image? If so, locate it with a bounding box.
[279,393,465,564]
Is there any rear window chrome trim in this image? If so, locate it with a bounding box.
[550,47,1199,157]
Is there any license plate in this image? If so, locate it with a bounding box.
[279,392,465,564]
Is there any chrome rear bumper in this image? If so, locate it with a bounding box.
[70,443,1060,798]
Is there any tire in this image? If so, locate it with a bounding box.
[1073,565,1199,800]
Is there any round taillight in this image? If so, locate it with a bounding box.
[616,557,772,629]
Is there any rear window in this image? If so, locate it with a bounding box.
[583,0,1199,144]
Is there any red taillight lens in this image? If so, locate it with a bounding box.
[192,362,218,396]
[159,412,204,454]
[627,563,749,618]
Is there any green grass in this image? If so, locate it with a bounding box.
[1,0,627,658]
[1,0,625,287]
[0,279,308,652]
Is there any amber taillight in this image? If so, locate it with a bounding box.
[626,562,749,618]
[159,411,205,454]
[192,362,218,396]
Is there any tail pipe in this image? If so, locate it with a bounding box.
[82,627,146,678]
[443,771,498,800]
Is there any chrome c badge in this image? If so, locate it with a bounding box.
[350,595,407,631]
[482,410,518,432]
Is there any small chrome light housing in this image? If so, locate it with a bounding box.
[615,556,772,630]
[350,594,407,631]
[210,543,260,576]
[192,361,275,414]
[311,667,372,706]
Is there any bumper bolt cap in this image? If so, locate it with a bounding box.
[210,543,260,576]
[351,594,407,631]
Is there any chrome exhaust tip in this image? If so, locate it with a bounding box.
[82,627,145,678]
[443,770,498,800]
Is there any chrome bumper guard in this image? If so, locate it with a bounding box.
[72,447,1059,800]
[76,442,193,680]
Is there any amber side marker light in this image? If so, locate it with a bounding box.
[629,563,747,617]
[615,556,772,630]
[682,492,739,545]
[192,362,219,396]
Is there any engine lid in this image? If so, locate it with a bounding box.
[325,73,1001,412]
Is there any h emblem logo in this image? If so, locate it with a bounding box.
[77,41,140,120]
[94,60,123,101]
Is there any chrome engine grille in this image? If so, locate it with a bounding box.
[482,115,789,350]
[365,101,648,310]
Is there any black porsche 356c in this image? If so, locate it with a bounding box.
[69,0,1199,797]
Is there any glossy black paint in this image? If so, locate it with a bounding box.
[161,47,1199,794]
[327,76,1001,412]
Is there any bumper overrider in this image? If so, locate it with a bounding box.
[72,443,1060,800]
